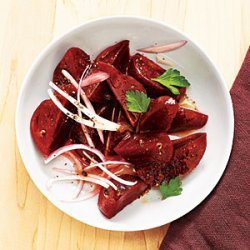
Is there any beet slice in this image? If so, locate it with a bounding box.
[139,96,178,132]
[83,40,130,103]
[30,84,77,157]
[114,132,173,166]
[136,133,207,186]
[169,108,208,132]
[171,132,207,174]
[95,40,130,73]
[53,47,91,85]
[30,98,74,157]
[83,68,113,104]
[97,62,146,127]
[128,53,185,99]
[98,175,148,219]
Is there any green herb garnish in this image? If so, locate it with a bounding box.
[126,90,150,113]
[159,176,183,200]
[151,68,190,95]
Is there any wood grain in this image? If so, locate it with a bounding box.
[0,0,249,249]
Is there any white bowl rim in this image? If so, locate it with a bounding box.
[16,15,234,231]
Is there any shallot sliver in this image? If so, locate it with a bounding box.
[80,71,109,87]
[63,151,87,171]
[63,69,104,144]
[75,65,95,148]
[74,180,84,199]
[86,162,137,186]
[79,70,104,144]
[138,40,187,53]
[51,168,117,190]
[48,82,120,131]
[105,107,116,154]
[45,144,105,164]
[47,175,109,189]
[48,89,118,131]
[85,160,132,171]
[88,174,117,190]
[82,151,98,163]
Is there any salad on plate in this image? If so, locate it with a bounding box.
[30,39,208,219]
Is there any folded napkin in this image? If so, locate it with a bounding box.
[160,48,250,250]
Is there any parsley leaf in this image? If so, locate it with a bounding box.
[159,177,183,200]
[151,68,190,95]
[126,90,150,113]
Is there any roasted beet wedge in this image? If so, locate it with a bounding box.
[53,47,91,85]
[98,175,149,219]
[114,132,173,165]
[97,62,146,127]
[171,132,207,175]
[139,96,178,132]
[95,40,130,73]
[128,53,185,99]
[30,98,74,157]
[169,108,208,132]
[136,133,207,186]
[83,68,113,104]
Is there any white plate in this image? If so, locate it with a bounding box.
[16,16,234,231]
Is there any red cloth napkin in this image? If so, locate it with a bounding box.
[160,48,250,249]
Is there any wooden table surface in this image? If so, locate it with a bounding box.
[0,0,249,249]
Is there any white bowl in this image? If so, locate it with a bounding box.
[16,16,234,231]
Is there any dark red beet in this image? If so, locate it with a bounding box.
[128,53,185,100]
[136,133,207,186]
[95,40,130,73]
[83,68,113,104]
[169,108,208,132]
[98,175,149,219]
[97,62,146,127]
[170,132,207,175]
[139,96,178,132]
[84,40,130,103]
[30,98,74,157]
[114,132,173,166]
[53,47,91,85]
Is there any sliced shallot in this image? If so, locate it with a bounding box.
[137,40,187,53]
[48,89,119,131]
[85,160,132,171]
[80,71,110,87]
[74,180,84,199]
[45,144,105,164]
[88,173,117,190]
[82,151,98,164]
[47,175,109,189]
[86,162,137,186]
[75,66,95,147]
[62,69,104,144]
